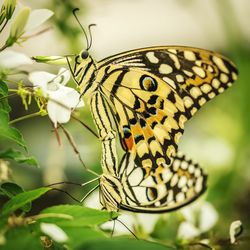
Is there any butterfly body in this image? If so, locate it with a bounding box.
[73,46,238,213]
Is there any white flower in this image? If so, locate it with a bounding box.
[0,50,33,68]
[25,9,53,32]
[40,223,68,243]
[29,68,84,127]
[84,191,159,236]
[178,221,200,239]
[5,7,53,47]
[177,201,219,240]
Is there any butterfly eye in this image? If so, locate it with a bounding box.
[81,51,89,59]
[140,75,158,91]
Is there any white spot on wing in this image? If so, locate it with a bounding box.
[184,51,196,61]
[159,64,173,74]
[192,66,206,78]
[213,56,229,73]
[146,52,159,64]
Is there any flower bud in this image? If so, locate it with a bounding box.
[0,0,17,25]
[5,7,30,47]
[32,55,71,65]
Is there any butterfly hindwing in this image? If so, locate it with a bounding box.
[118,151,207,212]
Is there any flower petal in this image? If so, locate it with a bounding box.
[180,206,195,224]
[177,222,200,240]
[0,50,33,68]
[136,213,160,234]
[47,99,71,127]
[40,223,68,243]
[25,9,53,31]
[29,70,56,92]
[56,68,71,86]
[49,85,83,108]
[199,202,218,233]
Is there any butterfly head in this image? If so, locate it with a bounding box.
[74,50,93,69]
[73,49,98,96]
[99,174,122,212]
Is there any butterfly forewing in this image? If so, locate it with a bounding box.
[99,46,238,117]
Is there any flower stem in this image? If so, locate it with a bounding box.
[0,43,9,52]
[9,111,43,124]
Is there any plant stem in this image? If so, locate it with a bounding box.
[0,43,9,52]
[9,111,43,124]
[0,19,8,33]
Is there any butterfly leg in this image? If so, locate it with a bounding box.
[90,91,119,176]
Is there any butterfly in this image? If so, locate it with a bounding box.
[71,44,238,213]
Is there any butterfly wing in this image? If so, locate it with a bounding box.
[118,151,207,213]
[99,46,238,118]
[99,68,186,167]
[94,46,237,212]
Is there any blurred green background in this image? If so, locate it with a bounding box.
[1,0,250,248]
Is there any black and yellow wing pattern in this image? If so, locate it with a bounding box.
[76,46,238,212]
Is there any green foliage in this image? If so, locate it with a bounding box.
[0,148,39,167]
[76,238,174,250]
[0,80,26,150]
[0,186,121,249]
[0,187,50,217]
[0,110,26,150]
[39,205,118,226]
[0,182,31,212]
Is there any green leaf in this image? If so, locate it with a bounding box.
[0,110,26,150]
[0,149,39,167]
[151,213,180,240]
[1,227,42,250]
[0,182,31,212]
[0,80,11,112]
[0,182,24,197]
[63,227,106,249]
[0,187,51,217]
[39,205,118,227]
[0,81,8,96]
[76,238,174,250]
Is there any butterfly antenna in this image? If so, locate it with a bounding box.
[73,8,89,50]
[87,24,96,50]
[116,218,138,239]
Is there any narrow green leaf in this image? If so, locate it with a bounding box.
[0,149,39,167]
[0,182,31,212]
[0,187,51,217]
[0,80,11,112]
[0,182,24,197]
[76,238,174,250]
[0,80,8,96]
[39,205,118,227]
[0,110,26,149]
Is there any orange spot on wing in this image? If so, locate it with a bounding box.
[124,136,134,151]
